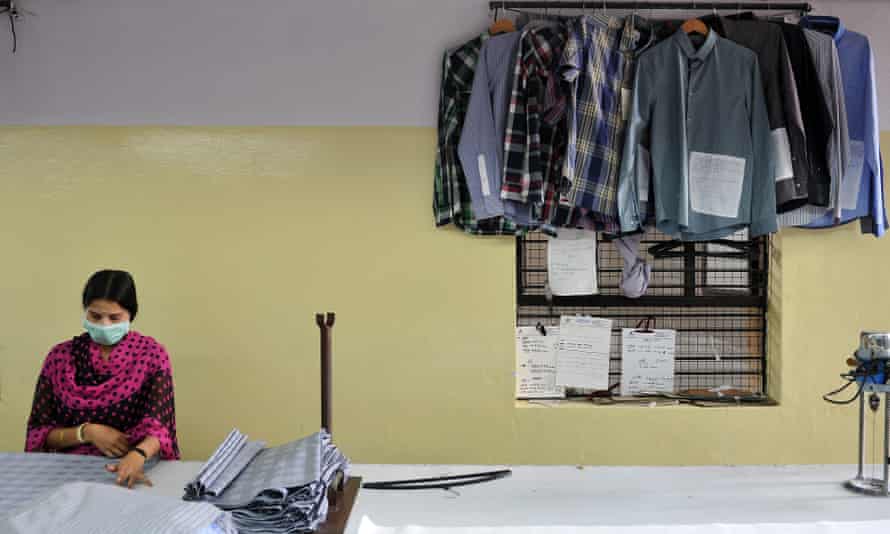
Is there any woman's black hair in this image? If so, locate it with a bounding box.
[82,270,139,320]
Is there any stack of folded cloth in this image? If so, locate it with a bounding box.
[184,429,349,533]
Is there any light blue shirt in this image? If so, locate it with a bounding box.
[618,30,777,240]
[799,16,886,237]
[458,32,536,226]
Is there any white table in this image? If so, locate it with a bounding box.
[145,462,890,533]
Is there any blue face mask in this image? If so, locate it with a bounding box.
[82,318,130,346]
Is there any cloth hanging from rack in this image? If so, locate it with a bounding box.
[704,16,809,213]
[613,233,650,298]
[558,14,639,233]
[778,29,850,227]
[459,32,525,224]
[617,30,777,240]
[775,22,834,207]
[500,22,568,220]
[797,16,886,237]
[434,32,518,236]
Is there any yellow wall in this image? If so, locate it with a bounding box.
[0,126,888,465]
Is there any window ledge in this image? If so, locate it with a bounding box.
[515,397,779,409]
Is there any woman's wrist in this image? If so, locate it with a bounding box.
[127,447,148,464]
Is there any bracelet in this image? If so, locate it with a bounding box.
[130,447,148,459]
[76,423,89,444]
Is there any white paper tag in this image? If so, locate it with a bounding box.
[637,145,651,202]
[477,154,491,197]
[689,151,746,218]
[841,140,865,211]
[770,128,794,182]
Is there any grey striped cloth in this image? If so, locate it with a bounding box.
[0,482,236,534]
[778,29,849,227]
[184,430,350,533]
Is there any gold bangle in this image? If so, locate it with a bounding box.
[76,423,88,444]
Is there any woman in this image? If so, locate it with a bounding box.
[25,270,180,488]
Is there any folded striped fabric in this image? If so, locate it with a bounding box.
[185,429,266,500]
[184,430,350,533]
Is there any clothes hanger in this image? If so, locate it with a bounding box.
[681,18,709,36]
[488,1,516,34]
[681,1,709,36]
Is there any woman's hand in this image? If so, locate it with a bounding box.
[83,424,130,458]
[106,452,153,489]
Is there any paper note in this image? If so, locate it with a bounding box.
[770,128,794,182]
[841,140,865,211]
[515,327,565,399]
[556,316,612,390]
[689,151,746,218]
[547,229,598,296]
[620,329,676,396]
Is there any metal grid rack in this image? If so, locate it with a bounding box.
[516,228,769,394]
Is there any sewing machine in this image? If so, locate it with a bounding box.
[828,332,890,496]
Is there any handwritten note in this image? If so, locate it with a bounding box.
[515,327,564,399]
[548,229,598,296]
[620,329,676,396]
[689,151,746,218]
[556,316,612,390]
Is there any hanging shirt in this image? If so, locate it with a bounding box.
[798,16,886,237]
[705,16,809,213]
[617,30,777,240]
[776,22,834,208]
[778,29,850,227]
[559,14,639,233]
[458,32,523,223]
[501,24,568,212]
[434,33,518,235]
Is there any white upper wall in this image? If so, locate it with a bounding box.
[0,0,887,126]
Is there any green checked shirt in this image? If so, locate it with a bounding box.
[434,33,518,236]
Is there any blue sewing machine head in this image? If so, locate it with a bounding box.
[854,332,890,384]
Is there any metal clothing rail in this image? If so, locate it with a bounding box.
[489,1,812,12]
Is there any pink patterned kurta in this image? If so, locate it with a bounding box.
[25,331,180,459]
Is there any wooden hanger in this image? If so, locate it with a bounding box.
[681,18,709,36]
[489,17,516,35]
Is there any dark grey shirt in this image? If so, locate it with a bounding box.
[707,16,810,213]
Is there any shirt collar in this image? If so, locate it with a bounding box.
[800,15,845,42]
[676,29,717,60]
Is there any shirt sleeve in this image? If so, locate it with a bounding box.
[501,39,532,204]
[617,56,653,233]
[458,46,504,220]
[863,42,887,237]
[748,56,778,237]
[128,346,180,460]
[776,37,810,212]
[25,363,59,453]
[434,53,455,227]
[827,39,850,222]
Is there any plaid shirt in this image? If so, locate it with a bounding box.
[434,33,518,236]
[501,24,568,212]
[560,15,639,233]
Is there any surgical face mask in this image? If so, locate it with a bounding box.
[82,318,130,346]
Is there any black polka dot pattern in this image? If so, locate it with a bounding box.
[25,332,180,460]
